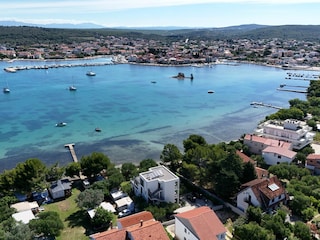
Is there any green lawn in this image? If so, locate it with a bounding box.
[43,188,90,240]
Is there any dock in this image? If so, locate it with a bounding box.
[64,143,78,163]
[276,88,307,94]
[250,102,282,109]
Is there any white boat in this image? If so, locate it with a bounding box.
[3,87,10,93]
[86,71,96,76]
[69,85,77,91]
[4,67,17,73]
[56,122,67,127]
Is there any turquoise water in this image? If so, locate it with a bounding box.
[0,58,308,171]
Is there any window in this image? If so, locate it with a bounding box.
[184,228,187,233]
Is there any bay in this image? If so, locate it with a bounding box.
[0,58,308,171]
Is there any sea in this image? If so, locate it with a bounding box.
[0,57,309,172]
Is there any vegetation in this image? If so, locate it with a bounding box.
[1,25,320,47]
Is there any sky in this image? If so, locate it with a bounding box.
[1,0,320,28]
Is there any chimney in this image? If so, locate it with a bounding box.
[140,220,143,227]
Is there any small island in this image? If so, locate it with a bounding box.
[172,72,194,80]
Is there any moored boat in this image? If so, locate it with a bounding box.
[56,122,67,127]
[95,127,102,132]
[86,71,96,76]
[3,87,10,93]
[69,85,77,91]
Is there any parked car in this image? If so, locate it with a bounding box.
[118,209,131,218]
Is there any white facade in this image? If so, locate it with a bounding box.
[175,218,199,240]
[237,188,260,212]
[254,119,314,150]
[132,165,179,204]
[262,147,296,165]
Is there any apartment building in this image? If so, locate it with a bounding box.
[131,165,179,204]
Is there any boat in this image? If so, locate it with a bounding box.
[3,87,10,93]
[208,90,215,94]
[95,127,102,132]
[86,71,96,76]
[56,122,67,127]
[69,85,77,91]
[151,81,157,84]
[4,67,17,73]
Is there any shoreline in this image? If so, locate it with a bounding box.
[2,55,320,72]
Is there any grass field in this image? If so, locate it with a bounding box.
[43,188,90,240]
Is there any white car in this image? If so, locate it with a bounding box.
[118,209,131,218]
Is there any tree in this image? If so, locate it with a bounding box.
[91,207,113,230]
[293,221,311,240]
[183,134,207,153]
[14,158,47,193]
[80,152,112,178]
[46,163,64,181]
[160,144,182,171]
[29,211,64,238]
[139,159,158,172]
[246,206,262,224]
[241,162,257,184]
[64,162,81,177]
[121,163,138,181]
[76,189,104,209]
[4,223,33,240]
[106,168,125,190]
[215,169,240,199]
[233,222,275,240]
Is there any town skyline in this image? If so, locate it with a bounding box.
[2,0,320,28]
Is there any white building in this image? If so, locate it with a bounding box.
[262,146,297,165]
[175,206,226,240]
[254,119,314,150]
[132,165,179,204]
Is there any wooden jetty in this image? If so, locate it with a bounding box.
[250,102,282,109]
[64,143,78,163]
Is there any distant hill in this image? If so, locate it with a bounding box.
[0,24,320,46]
[0,20,104,29]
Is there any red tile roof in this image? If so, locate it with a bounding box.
[241,176,286,208]
[236,150,256,165]
[175,206,226,240]
[118,211,154,229]
[90,228,126,240]
[127,220,170,240]
[307,154,320,160]
[263,146,297,159]
[244,134,291,149]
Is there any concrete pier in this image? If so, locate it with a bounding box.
[64,143,78,163]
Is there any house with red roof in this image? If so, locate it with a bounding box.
[236,176,287,213]
[306,154,320,175]
[262,145,297,165]
[174,206,226,240]
[236,150,269,179]
[243,134,292,155]
[89,211,169,240]
[243,134,296,165]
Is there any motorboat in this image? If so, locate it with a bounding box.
[69,85,77,91]
[208,90,215,94]
[3,87,10,93]
[56,122,67,127]
[95,127,102,132]
[86,71,96,76]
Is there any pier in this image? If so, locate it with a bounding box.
[4,61,114,72]
[64,143,78,163]
[276,88,307,94]
[250,102,282,109]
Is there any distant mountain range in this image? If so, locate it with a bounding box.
[0,20,268,31]
[0,20,105,29]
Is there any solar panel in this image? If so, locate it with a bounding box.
[268,183,280,191]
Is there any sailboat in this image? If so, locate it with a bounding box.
[3,78,10,93]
